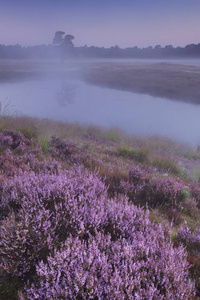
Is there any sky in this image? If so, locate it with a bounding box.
[1,0,200,48]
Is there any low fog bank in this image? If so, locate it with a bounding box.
[1,58,200,104]
[2,58,200,106]
[0,59,84,83]
[2,42,200,60]
[1,59,200,147]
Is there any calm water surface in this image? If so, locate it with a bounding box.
[1,63,200,146]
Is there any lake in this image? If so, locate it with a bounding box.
[1,59,200,147]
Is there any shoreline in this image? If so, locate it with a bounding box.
[1,59,200,104]
[82,62,200,104]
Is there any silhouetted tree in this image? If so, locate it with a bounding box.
[62,34,74,48]
[53,31,65,45]
[53,31,74,61]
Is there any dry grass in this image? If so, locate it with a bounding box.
[82,62,200,104]
[1,114,200,179]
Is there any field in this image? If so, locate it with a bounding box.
[0,115,200,299]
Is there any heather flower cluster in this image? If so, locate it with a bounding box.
[189,181,200,209]
[176,224,200,294]
[118,166,186,208]
[49,135,82,164]
[0,129,29,153]
[22,233,193,300]
[49,135,102,169]
[0,130,196,299]
[0,129,59,177]
[177,224,200,250]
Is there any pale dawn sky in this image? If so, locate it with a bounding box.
[0,0,200,48]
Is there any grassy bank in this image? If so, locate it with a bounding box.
[0,115,200,299]
[82,62,200,104]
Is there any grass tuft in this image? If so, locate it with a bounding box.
[117,145,148,163]
[152,156,183,176]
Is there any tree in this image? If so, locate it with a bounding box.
[53,31,65,45]
[62,34,74,48]
[52,31,74,61]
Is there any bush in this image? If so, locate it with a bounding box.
[177,225,200,249]
[121,166,185,208]
[49,135,81,163]
[0,129,32,154]
[176,225,200,293]
[21,232,194,300]
[0,166,195,299]
[0,131,197,299]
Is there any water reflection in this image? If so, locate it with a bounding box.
[55,80,77,107]
[1,77,200,147]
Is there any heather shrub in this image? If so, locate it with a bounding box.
[0,129,32,154]
[105,171,127,198]
[0,168,107,279]
[0,166,195,298]
[0,129,57,177]
[104,166,186,209]
[146,177,185,207]
[128,166,147,184]
[181,197,200,219]
[0,148,59,177]
[177,225,200,252]
[21,231,194,299]
[0,150,29,177]
[1,209,55,278]
[49,135,81,163]
[176,224,200,293]
[189,181,200,208]
[0,129,198,298]
[48,135,102,170]
[21,154,60,175]
[121,166,185,208]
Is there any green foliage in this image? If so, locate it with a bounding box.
[184,151,200,160]
[86,126,123,143]
[39,138,49,154]
[181,187,190,201]
[18,126,38,140]
[117,146,148,163]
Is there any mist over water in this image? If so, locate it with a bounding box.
[1,62,200,147]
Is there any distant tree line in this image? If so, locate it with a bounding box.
[1,41,200,60]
